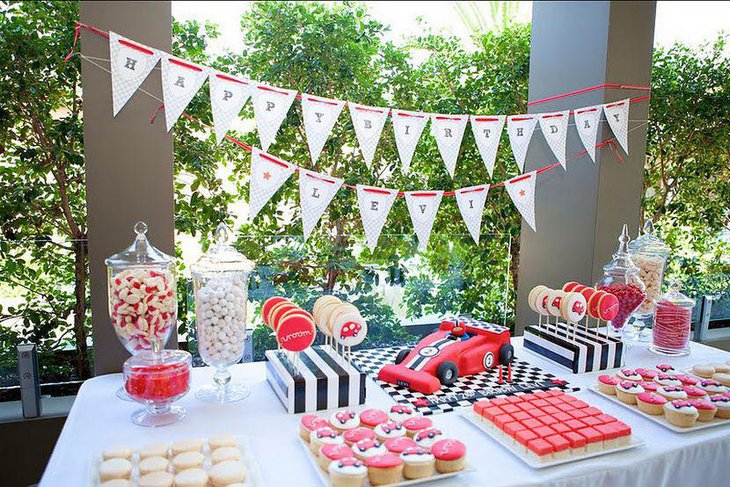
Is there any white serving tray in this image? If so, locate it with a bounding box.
[461,411,644,469]
[88,435,264,486]
[300,439,474,486]
[588,384,730,433]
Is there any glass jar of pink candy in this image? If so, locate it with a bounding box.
[651,282,695,356]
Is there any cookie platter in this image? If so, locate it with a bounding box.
[88,435,263,486]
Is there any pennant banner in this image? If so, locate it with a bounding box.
[249,148,296,220]
[349,103,389,168]
[431,114,468,177]
[470,115,505,177]
[109,32,161,116]
[454,184,490,244]
[251,84,298,151]
[356,185,398,251]
[505,171,537,232]
[405,191,443,251]
[603,98,630,155]
[574,105,602,162]
[160,56,208,132]
[209,70,251,144]
[299,169,344,240]
[539,111,570,169]
[392,109,428,174]
[507,115,538,172]
[301,94,346,164]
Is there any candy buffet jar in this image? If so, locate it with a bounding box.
[650,282,695,356]
[191,223,254,403]
[596,224,647,337]
[123,349,191,427]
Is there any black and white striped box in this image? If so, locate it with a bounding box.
[265,345,367,414]
[523,322,625,374]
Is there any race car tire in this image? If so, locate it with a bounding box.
[499,343,515,365]
[394,349,410,365]
[436,361,459,386]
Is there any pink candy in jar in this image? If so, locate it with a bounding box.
[650,282,695,356]
[596,283,646,332]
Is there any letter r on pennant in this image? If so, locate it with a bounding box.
[444,127,452,138]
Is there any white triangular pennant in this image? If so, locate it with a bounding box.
[356,185,398,251]
[574,105,602,162]
[209,70,251,144]
[505,171,537,232]
[470,115,505,177]
[109,32,161,116]
[392,109,429,174]
[405,191,443,251]
[430,114,468,177]
[160,56,208,132]
[301,94,346,164]
[603,98,630,154]
[538,111,570,169]
[349,103,389,168]
[250,84,298,151]
[299,169,344,240]
[454,184,490,244]
[506,115,538,172]
[249,148,296,220]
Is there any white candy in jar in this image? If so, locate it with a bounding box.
[195,275,247,366]
[632,254,665,314]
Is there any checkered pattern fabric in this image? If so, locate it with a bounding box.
[301,94,345,165]
[470,115,505,177]
[506,115,538,172]
[392,109,429,174]
[109,31,161,116]
[504,171,537,232]
[430,114,468,178]
[298,169,344,240]
[160,56,208,132]
[603,99,630,154]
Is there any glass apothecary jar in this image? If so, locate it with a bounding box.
[191,223,254,403]
[596,224,647,336]
[651,282,695,356]
[629,219,670,317]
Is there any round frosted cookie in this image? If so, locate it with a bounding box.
[329,457,368,485]
[359,408,389,429]
[535,288,552,316]
[616,369,642,381]
[389,405,417,422]
[268,302,298,331]
[139,443,169,460]
[654,374,682,387]
[587,290,606,319]
[138,471,174,487]
[172,439,204,455]
[692,364,715,378]
[712,373,730,386]
[698,379,727,395]
[546,290,564,318]
[663,401,699,428]
[139,456,170,475]
[580,287,597,305]
[209,460,246,486]
[102,445,132,461]
[400,446,435,480]
[313,295,340,324]
[353,439,388,460]
[658,386,688,401]
[316,300,342,336]
[333,312,367,347]
[172,451,205,471]
[262,297,289,327]
[710,363,730,374]
[597,293,620,321]
[560,292,587,322]
[208,433,237,451]
[101,480,132,487]
[99,458,132,482]
[414,428,444,448]
[431,439,467,474]
[528,285,548,312]
[562,281,581,292]
[211,446,242,464]
[174,468,209,487]
[276,314,316,352]
[330,409,361,431]
[327,303,360,336]
[374,421,406,441]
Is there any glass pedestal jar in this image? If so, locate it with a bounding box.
[650,282,695,356]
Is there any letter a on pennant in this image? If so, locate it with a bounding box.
[109,32,161,116]
[507,115,538,172]
[538,110,570,170]
[160,56,208,132]
[573,105,602,162]
[356,185,398,251]
[298,169,344,241]
[454,184,490,244]
[349,103,389,169]
[504,171,538,232]
[603,99,630,155]
[301,94,346,164]
[469,115,506,177]
[209,70,251,144]
[405,191,443,251]
[248,148,296,221]
[430,114,468,177]
[392,109,429,174]
[250,84,298,151]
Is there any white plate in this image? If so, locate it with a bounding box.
[588,384,730,433]
[461,411,645,469]
[88,435,264,486]
[300,439,473,486]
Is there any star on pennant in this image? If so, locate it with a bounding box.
[263,171,271,180]
[519,189,526,197]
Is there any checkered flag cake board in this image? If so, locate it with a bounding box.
[349,346,579,416]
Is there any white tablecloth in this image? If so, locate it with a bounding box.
[41,339,730,487]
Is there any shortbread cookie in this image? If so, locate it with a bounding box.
[172,439,204,455]
[137,471,174,487]
[99,458,132,482]
[208,460,246,486]
[102,445,132,461]
[139,456,170,475]
[208,433,237,451]
[211,446,241,464]
[172,451,205,471]
[173,468,209,487]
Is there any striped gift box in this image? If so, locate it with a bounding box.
[523,322,625,374]
[265,345,367,414]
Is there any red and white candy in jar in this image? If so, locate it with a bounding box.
[651,282,695,356]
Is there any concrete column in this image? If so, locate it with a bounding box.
[515,1,656,331]
[80,1,175,374]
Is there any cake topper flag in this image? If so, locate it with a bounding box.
[507,115,538,172]
[405,191,444,251]
[251,84,298,151]
[470,115,506,177]
[109,32,161,116]
[505,171,537,232]
[209,71,251,144]
[538,111,570,169]
[349,103,389,168]
[356,185,398,251]
[603,99,630,155]
[249,148,296,220]
[160,56,208,132]
[299,169,344,240]
[392,109,429,174]
[573,105,602,162]
[431,114,468,177]
[301,94,346,164]
[454,184,490,244]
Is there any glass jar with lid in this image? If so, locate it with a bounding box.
[191,223,254,403]
[629,219,671,317]
[595,224,647,336]
[651,282,695,356]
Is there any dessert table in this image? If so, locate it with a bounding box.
[41,338,730,487]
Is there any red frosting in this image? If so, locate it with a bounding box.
[598,293,620,321]
[675,374,699,386]
[656,364,675,373]
[334,410,357,425]
[689,399,716,410]
[640,381,659,392]
[562,282,581,292]
[355,439,382,453]
[321,443,354,460]
[580,287,597,303]
[587,291,606,319]
[598,375,619,385]
[430,439,466,460]
[315,427,340,440]
[527,438,553,456]
[344,427,376,444]
[403,417,432,431]
[359,409,388,427]
[638,392,667,405]
[390,405,413,415]
[401,446,431,457]
[683,386,707,397]
[337,457,364,468]
[415,428,443,442]
[301,414,328,431]
[365,453,403,468]
[384,437,418,454]
[635,368,658,380]
[276,315,315,352]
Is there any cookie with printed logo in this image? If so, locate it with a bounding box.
[546,290,565,318]
[333,312,368,348]
[528,285,548,313]
[262,297,289,328]
[276,314,316,352]
[559,291,587,323]
[268,301,298,331]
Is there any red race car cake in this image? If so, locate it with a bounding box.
[378,319,513,394]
